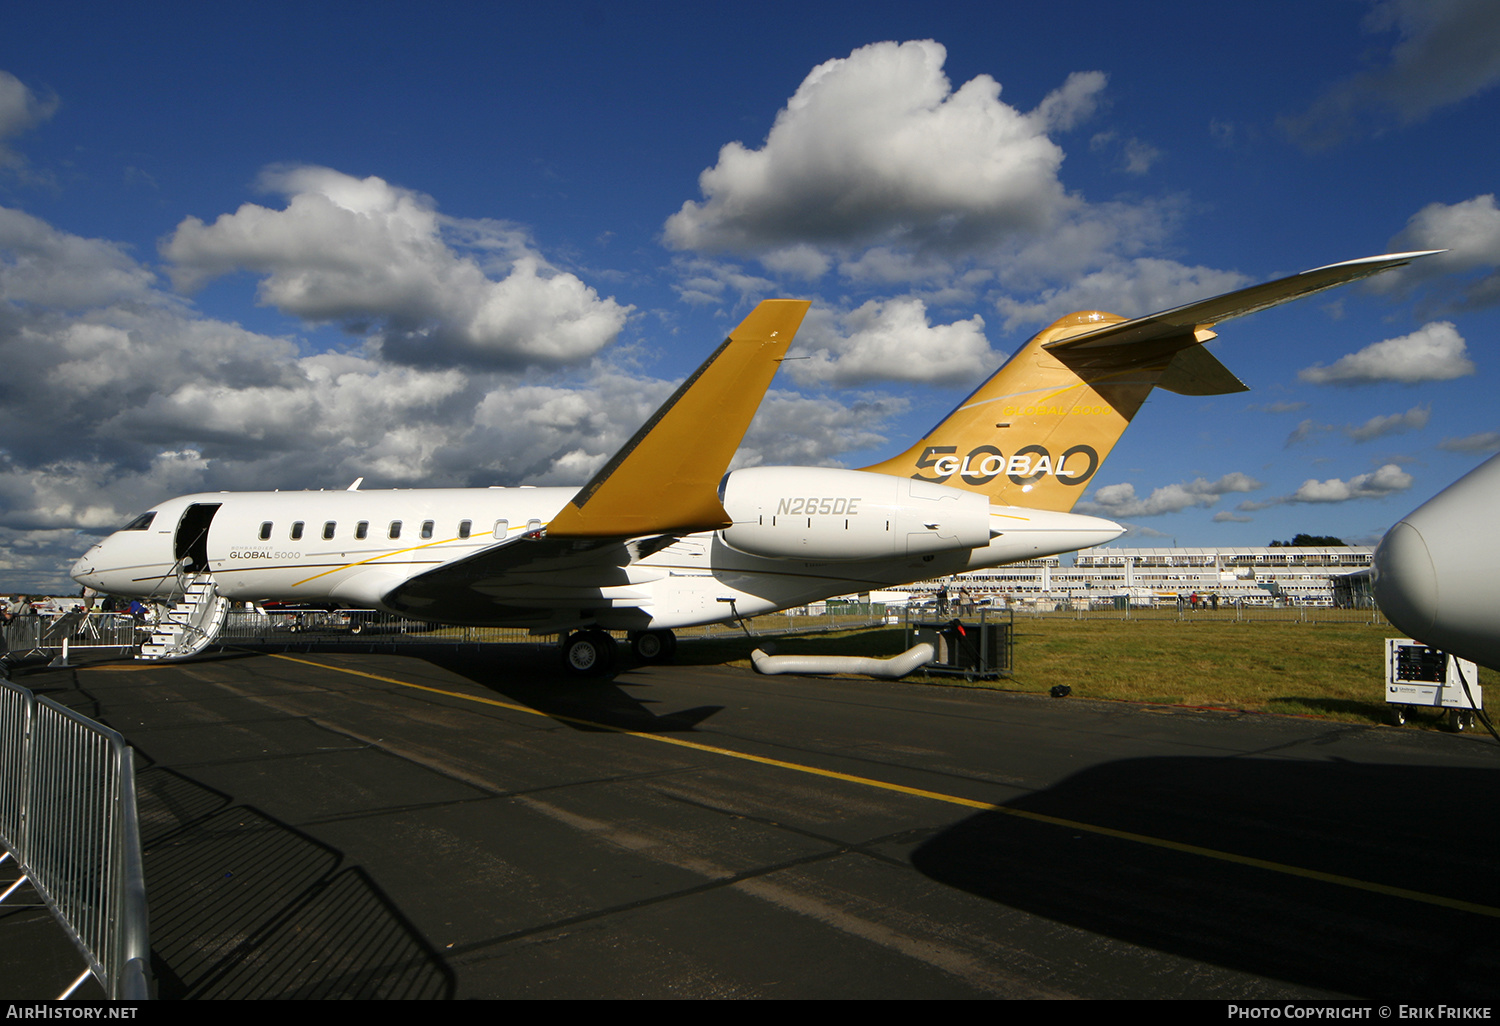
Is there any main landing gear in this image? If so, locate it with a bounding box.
[558,628,678,677]
[629,629,676,664]
[560,629,617,677]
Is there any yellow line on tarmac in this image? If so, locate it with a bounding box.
[266,652,1500,920]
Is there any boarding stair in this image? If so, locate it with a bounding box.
[137,573,229,661]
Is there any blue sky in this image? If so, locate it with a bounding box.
[4,0,1500,591]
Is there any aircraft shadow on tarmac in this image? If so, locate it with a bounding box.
[134,764,456,999]
[404,645,726,734]
[910,753,1499,1001]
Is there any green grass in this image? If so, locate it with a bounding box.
[685,619,1495,729]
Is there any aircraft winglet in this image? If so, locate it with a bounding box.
[546,299,812,538]
[1045,251,1444,351]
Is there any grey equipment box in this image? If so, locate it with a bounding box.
[1384,637,1482,729]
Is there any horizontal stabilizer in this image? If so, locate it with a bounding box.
[1156,344,1248,396]
[1044,251,1442,352]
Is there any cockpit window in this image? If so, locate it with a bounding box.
[122,512,157,531]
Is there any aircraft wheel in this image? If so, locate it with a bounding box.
[630,629,676,663]
[562,630,616,677]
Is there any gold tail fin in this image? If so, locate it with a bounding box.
[859,311,1222,511]
[860,251,1442,512]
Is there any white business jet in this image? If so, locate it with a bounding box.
[72,251,1436,672]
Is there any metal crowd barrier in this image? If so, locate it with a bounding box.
[218,609,536,645]
[0,680,151,999]
[0,604,895,662]
[3,612,144,663]
[217,606,891,646]
[1002,602,1387,625]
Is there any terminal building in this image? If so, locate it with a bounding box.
[897,546,1376,610]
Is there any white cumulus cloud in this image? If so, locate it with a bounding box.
[0,70,57,174]
[736,390,905,469]
[995,258,1249,331]
[663,41,1100,264]
[1288,464,1414,503]
[0,201,909,567]
[1075,472,1262,518]
[1297,322,1475,385]
[1345,404,1430,442]
[1382,194,1500,311]
[0,207,165,309]
[163,165,630,368]
[1437,431,1500,453]
[784,297,997,387]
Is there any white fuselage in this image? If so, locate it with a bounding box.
[71,469,1123,632]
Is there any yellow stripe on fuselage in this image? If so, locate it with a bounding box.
[290,534,481,588]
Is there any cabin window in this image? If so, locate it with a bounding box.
[355,521,368,540]
[122,512,157,531]
[389,521,402,540]
[527,518,542,532]
[323,521,336,540]
[493,519,508,539]
[259,522,272,541]
[290,521,304,540]
[458,520,471,539]
[421,520,434,540]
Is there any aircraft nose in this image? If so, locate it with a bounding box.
[1372,520,1437,639]
[71,544,103,588]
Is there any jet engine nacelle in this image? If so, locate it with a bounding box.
[719,466,992,561]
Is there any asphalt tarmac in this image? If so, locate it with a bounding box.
[5,643,1498,1000]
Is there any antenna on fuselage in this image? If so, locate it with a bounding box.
[347,478,364,491]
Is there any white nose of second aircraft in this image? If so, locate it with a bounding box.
[1372,451,1500,670]
[1372,520,1436,638]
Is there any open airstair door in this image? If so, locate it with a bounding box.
[137,501,229,660]
[174,503,220,575]
[137,576,230,661]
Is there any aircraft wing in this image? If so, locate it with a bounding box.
[380,299,811,619]
[1045,251,1443,352]
[380,532,672,621]
[547,298,811,537]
